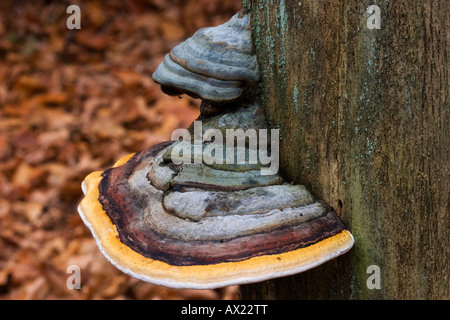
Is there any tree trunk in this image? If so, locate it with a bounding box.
[239,0,449,299]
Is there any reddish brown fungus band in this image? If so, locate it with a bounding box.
[98,142,346,267]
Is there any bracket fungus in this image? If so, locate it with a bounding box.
[78,10,354,289]
[152,11,259,103]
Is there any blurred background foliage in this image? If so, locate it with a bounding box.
[0,0,241,299]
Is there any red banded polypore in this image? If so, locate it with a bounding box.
[78,142,353,289]
[78,9,353,289]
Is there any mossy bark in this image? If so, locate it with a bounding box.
[239,0,449,299]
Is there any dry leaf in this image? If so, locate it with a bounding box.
[160,19,185,41]
[13,75,47,95]
[75,31,113,51]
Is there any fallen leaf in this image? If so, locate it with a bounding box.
[75,31,113,51]
[160,19,185,41]
[34,92,68,106]
[13,75,47,95]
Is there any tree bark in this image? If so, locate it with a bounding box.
[239,0,449,299]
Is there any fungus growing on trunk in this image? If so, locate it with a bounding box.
[78,9,353,289]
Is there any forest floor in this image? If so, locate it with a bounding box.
[0,0,241,299]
